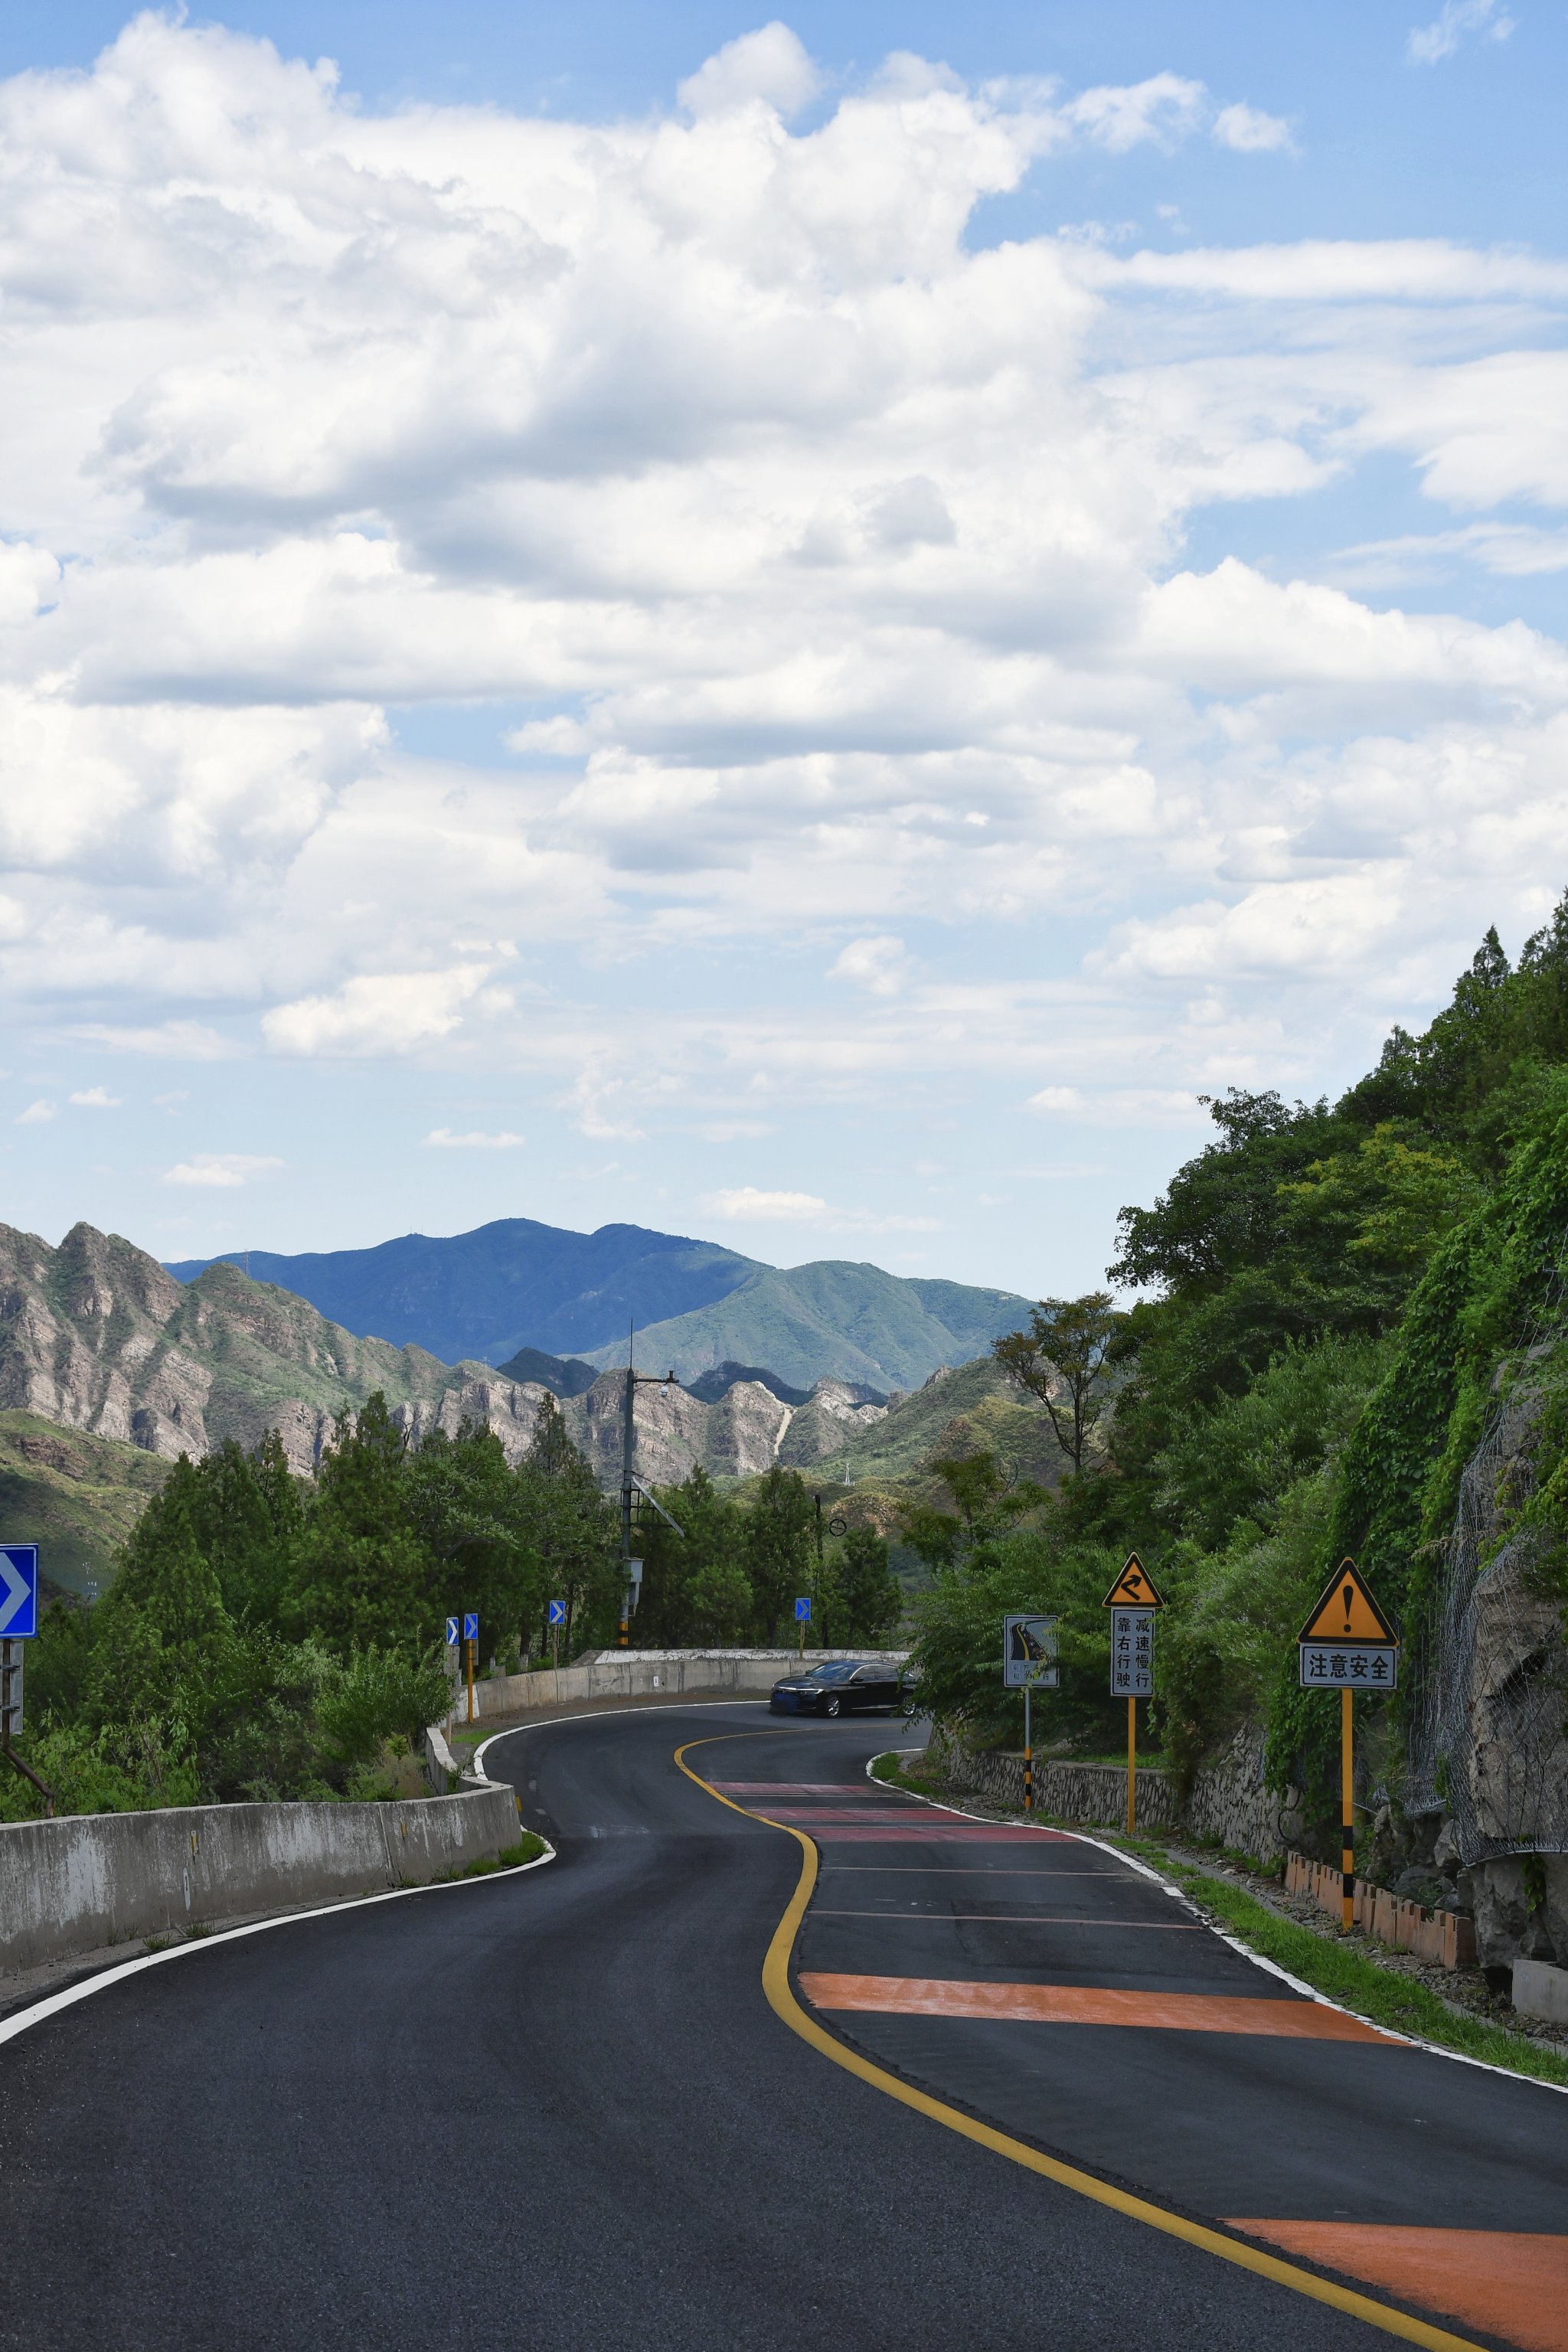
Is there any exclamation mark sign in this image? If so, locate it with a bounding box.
[1343,1581,1354,1631]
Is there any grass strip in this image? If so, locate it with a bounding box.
[1113,1842,1568,2089]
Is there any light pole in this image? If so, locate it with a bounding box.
[619,1327,685,1647]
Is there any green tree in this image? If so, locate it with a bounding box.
[520,1393,619,1653]
[741,1466,814,1642]
[635,1467,751,1645]
[833,1524,902,1645]
[283,1395,428,1655]
[993,1292,1122,1472]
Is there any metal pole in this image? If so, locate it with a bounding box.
[619,1323,635,1649]
[466,1636,475,1725]
[1023,1684,1032,1814]
[1341,1686,1355,1932]
[813,1494,823,1648]
[1126,1694,1136,1837]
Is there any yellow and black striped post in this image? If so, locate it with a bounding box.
[1341,1686,1355,1932]
[1023,1684,1034,1812]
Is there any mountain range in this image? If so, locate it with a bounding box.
[168,1217,1030,1392]
[0,1220,1048,1590]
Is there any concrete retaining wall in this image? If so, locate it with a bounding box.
[0,1782,521,1977]
[452,1648,909,1721]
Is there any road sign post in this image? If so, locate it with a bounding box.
[1002,1615,1058,1813]
[1102,1556,1165,1836]
[0,1547,53,1815]
[463,1611,479,1724]
[795,1594,811,1660]
[1298,1559,1400,1932]
[547,1598,566,1673]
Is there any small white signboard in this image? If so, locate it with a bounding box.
[1110,1607,1155,1697]
[1003,1614,1059,1689]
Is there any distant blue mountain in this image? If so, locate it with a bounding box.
[165,1219,760,1368]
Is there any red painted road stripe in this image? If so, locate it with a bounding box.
[799,1973,1396,2040]
[802,1824,1075,1842]
[710,1782,886,1795]
[1230,2223,1568,2352]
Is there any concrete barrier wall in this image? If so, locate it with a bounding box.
[0,1782,521,1977]
[453,1648,909,1721]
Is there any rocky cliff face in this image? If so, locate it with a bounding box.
[0,1221,550,1475]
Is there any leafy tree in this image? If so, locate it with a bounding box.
[634,1467,750,1645]
[282,1396,428,1655]
[832,1524,902,1645]
[520,1393,620,1653]
[741,1466,814,1642]
[993,1292,1121,1472]
[900,1451,1026,1576]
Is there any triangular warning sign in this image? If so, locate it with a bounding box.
[1101,1554,1165,1611]
[1298,1559,1398,1646]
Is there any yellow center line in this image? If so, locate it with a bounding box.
[673,1734,1489,2352]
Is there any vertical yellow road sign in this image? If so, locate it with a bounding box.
[1297,1561,1399,1932]
[1102,1557,1165,1836]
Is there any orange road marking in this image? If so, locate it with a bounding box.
[1230,2224,1568,2352]
[799,1971,1396,2040]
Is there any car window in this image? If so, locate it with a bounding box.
[851,1665,883,1682]
[810,1661,857,1683]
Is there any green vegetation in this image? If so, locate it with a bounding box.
[632,1463,903,1649]
[906,900,1568,1854]
[1124,1848,1568,2087]
[3,1404,911,1822]
[2,1395,622,1821]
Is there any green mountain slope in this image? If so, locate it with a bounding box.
[781,1357,1066,1488]
[582,1260,1029,1390]
[0,1412,171,1599]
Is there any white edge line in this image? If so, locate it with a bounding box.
[0,1838,557,2051]
[471,1697,767,1779]
[864,1752,1568,2099]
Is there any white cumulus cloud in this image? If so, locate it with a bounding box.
[423,1127,526,1148]
[1409,0,1514,64]
[704,1187,829,1220]
[14,1099,55,1125]
[69,1086,121,1107]
[162,1153,283,1188]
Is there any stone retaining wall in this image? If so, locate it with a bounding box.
[929,1724,1304,1860]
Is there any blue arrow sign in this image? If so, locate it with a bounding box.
[794,1596,811,1622]
[547,1599,567,1626]
[463,1612,479,1642]
[445,1616,459,1647]
[0,1546,38,1638]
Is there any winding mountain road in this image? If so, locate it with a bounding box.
[1,1701,1564,2351]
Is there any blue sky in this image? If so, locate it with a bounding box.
[1,1,1564,1308]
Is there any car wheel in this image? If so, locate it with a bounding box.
[900,1693,917,1717]
[825,1694,843,1718]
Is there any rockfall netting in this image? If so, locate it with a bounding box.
[1406,1369,1568,1864]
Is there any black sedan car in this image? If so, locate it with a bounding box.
[769,1659,914,1717]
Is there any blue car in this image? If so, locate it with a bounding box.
[770,1659,913,1718]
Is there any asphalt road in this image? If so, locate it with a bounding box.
[0,1701,1562,2350]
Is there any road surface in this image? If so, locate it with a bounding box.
[1,1701,1563,2350]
